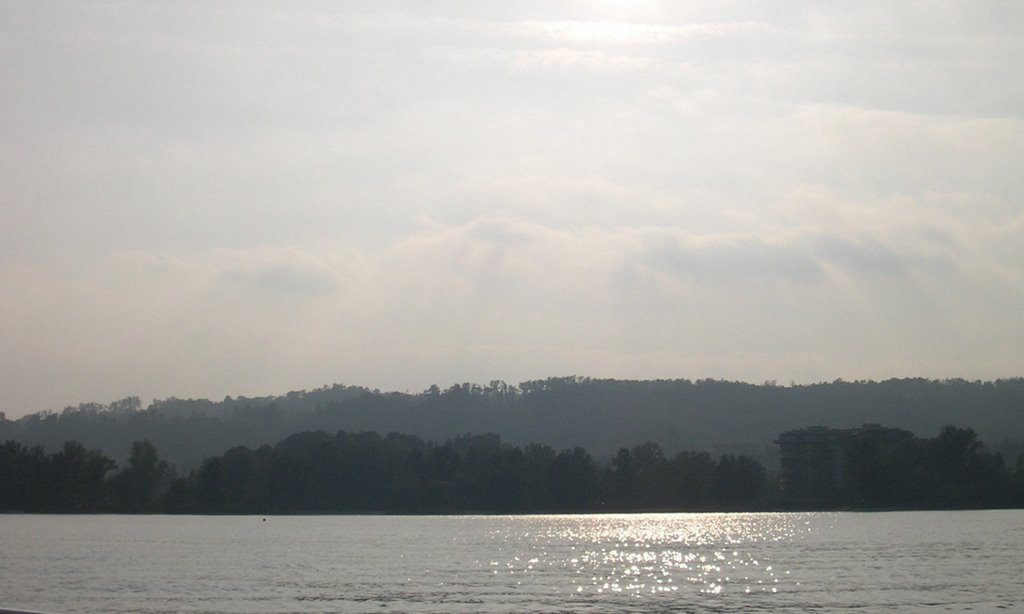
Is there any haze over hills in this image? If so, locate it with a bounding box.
[2,377,1022,472]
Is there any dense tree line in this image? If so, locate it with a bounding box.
[3,426,1022,514]
[1,432,769,513]
[0,440,170,513]
[3,378,1023,474]
[840,426,1020,509]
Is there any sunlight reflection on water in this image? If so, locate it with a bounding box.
[1,511,1021,613]
[477,513,809,599]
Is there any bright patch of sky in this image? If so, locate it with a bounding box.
[2,1,1022,416]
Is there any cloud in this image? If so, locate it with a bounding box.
[2,206,1022,416]
[636,233,824,286]
[810,234,955,278]
[511,20,768,45]
[512,48,655,71]
[218,248,340,297]
[2,2,1024,416]
[383,217,586,309]
[612,224,962,292]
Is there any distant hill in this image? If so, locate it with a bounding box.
[2,378,1023,471]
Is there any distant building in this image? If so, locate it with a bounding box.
[775,424,913,505]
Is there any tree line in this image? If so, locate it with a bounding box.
[840,425,1022,509]
[4,377,1024,473]
[2,425,1022,514]
[0,432,768,514]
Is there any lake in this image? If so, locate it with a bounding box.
[1,511,1021,612]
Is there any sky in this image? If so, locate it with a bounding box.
[2,1,1023,417]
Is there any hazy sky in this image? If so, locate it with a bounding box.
[3,1,1023,417]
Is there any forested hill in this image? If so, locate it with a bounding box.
[2,377,1023,470]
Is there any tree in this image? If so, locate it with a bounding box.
[113,440,169,512]
[50,440,115,511]
[714,454,766,509]
[548,447,598,510]
[604,448,638,508]
[672,450,715,509]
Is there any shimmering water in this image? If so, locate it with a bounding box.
[1,511,1021,612]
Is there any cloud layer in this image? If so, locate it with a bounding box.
[2,2,1022,415]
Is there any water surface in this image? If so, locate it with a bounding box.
[1,511,1021,612]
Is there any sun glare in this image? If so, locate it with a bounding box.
[555,21,643,42]
[548,0,665,42]
[589,0,663,19]
[530,19,680,44]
